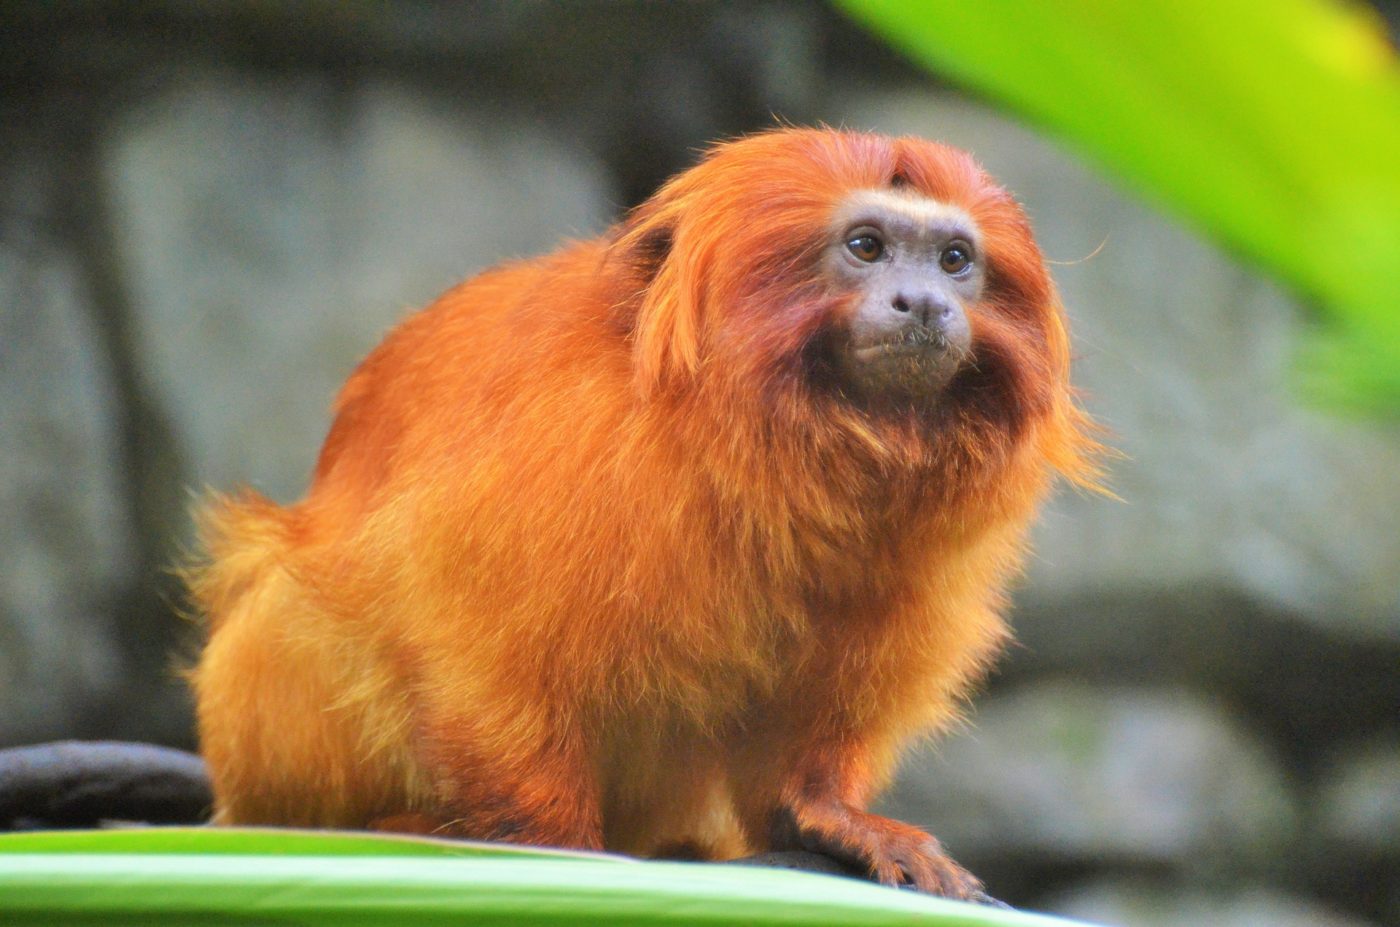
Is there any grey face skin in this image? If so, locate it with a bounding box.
[824,190,982,406]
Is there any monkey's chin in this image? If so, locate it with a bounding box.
[836,342,965,410]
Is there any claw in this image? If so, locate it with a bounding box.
[774,802,987,902]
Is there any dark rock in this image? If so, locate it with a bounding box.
[0,740,210,829]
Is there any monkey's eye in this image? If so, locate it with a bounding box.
[940,242,972,275]
[846,234,884,263]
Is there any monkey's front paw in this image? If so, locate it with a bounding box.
[863,823,983,899]
[775,804,985,900]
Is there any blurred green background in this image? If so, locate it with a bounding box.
[843,0,1400,415]
[1,2,1397,925]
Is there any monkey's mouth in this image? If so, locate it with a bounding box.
[850,328,958,363]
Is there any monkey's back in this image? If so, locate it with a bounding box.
[191,243,614,804]
[188,241,817,838]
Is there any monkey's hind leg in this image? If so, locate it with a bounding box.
[193,573,420,828]
[391,702,605,851]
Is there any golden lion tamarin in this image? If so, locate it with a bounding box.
[187,128,1098,899]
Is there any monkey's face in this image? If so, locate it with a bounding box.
[823,190,982,407]
[620,130,1065,450]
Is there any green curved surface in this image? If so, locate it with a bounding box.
[0,828,1091,926]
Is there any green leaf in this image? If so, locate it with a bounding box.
[835,0,1400,414]
[0,828,1090,926]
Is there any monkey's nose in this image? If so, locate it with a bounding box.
[891,292,958,329]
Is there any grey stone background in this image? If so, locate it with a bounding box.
[2,3,1397,925]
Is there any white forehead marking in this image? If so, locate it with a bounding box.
[840,189,978,237]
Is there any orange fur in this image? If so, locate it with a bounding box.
[187,128,1099,894]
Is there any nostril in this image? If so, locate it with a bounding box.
[891,296,910,314]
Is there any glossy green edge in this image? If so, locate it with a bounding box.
[0,828,1090,926]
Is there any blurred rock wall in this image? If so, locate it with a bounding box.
[2,3,1397,925]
